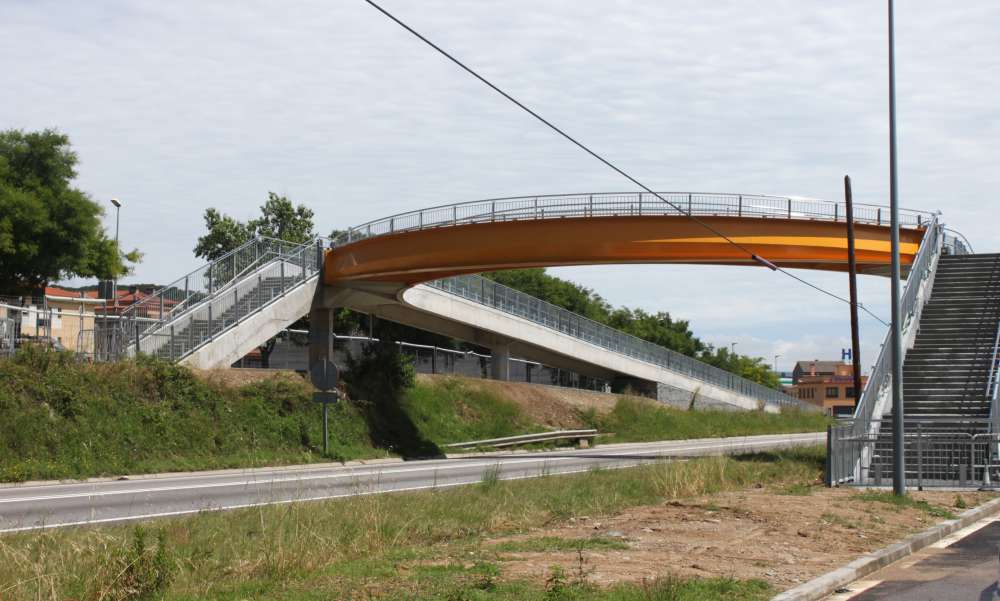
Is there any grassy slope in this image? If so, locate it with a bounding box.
[0,351,827,482]
[0,449,827,601]
[583,397,830,443]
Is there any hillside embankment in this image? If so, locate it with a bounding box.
[0,349,827,482]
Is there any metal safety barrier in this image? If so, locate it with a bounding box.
[445,429,599,449]
[828,419,999,489]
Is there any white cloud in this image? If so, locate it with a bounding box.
[2,0,997,363]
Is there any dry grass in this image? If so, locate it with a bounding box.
[0,448,824,600]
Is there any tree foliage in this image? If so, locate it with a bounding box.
[0,129,139,293]
[486,268,779,388]
[194,192,315,261]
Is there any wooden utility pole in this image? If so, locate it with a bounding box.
[844,176,864,407]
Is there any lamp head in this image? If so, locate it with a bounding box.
[110,198,122,208]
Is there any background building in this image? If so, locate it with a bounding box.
[787,359,867,417]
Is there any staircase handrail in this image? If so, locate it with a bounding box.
[126,236,314,319]
[850,217,942,438]
[988,308,1000,434]
[116,236,328,359]
[428,273,814,410]
[944,228,974,255]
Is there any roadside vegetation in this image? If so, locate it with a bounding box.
[582,397,829,443]
[0,346,826,483]
[0,448,824,600]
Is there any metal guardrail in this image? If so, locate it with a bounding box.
[829,419,999,488]
[444,429,598,449]
[335,192,934,244]
[428,274,812,410]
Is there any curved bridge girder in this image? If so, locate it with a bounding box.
[325,215,925,285]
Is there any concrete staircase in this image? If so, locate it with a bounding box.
[873,253,1000,481]
[145,275,306,361]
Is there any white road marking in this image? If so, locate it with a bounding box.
[931,517,1000,549]
[0,434,819,533]
[0,457,648,533]
[0,438,796,504]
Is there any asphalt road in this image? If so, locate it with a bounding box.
[827,517,1000,601]
[0,432,822,533]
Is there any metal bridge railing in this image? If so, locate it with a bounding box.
[427,274,812,410]
[337,192,935,244]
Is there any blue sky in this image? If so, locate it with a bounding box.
[3,1,998,371]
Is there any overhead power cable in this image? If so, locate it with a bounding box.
[362,0,889,327]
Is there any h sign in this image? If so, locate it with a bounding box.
[842,348,853,361]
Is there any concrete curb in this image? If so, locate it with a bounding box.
[772,495,1000,601]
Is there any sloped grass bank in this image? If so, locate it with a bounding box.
[0,449,824,600]
[0,351,827,483]
[0,350,377,482]
[0,353,542,482]
[583,396,829,443]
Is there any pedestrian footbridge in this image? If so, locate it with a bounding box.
[115,192,959,413]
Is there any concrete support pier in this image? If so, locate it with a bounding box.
[309,305,335,368]
[490,341,510,381]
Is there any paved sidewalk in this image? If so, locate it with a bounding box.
[825,517,1000,601]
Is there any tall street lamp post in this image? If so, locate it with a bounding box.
[111,198,122,310]
[887,0,905,497]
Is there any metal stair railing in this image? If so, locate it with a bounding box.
[117,237,328,361]
[851,218,944,435]
[987,319,1000,439]
[427,273,813,411]
[336,192,934,244]
[828,218,978,484]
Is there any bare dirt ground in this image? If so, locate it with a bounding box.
[194,367,305,388]
[418,373,625,428]
[194,370,625,429]
[487,487,996,591]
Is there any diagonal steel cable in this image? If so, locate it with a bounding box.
[362,0,890,326]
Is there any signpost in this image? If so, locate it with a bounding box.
[310,358,339,455]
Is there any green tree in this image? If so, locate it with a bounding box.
[0,129,139,293]
[485,268,613,321]
[194,192,315,261]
